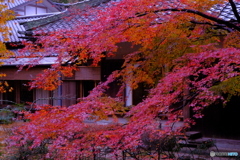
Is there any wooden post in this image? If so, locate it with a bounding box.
[125,83,133,107]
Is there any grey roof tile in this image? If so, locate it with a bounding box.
[1,13,62,43]
[18,0,110,33]
[0,0,36,10]
[211,2,240,21]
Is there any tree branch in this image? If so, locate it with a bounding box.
[136,8,240,32]
[190,20,233,32]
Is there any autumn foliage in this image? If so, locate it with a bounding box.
[0,1,15,93]
[7,0,240,159]
[0,1,14,59]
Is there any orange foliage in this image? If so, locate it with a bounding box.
[6,0,240,159]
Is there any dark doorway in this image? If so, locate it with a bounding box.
[191,96,240,139]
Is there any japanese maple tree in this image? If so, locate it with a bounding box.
[8,0,240,159]
[0,1,15,93]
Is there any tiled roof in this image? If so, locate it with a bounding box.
[1,0,110,43]
[1,13,61,43]
[20,0,110,33]
[20,11,67,31]
[24,12,84,33]
[2,18,25,43]
[211,2,240,21]
[53,0,85,9]
[0,48,59,65]
[1,57,58,66]
[0,0,28,10]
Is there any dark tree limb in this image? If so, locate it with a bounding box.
[136,8,240,32]
[190,20,233,32]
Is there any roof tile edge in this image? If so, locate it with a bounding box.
[20,11,67,31]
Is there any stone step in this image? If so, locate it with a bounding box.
[185,131,202,140]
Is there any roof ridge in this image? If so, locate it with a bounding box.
[53,0,86,7]
[19,10,68,31]
[18,0,111,31]
[53,0,111,9]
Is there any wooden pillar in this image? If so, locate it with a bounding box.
[183,106,190,119]
[125,83,132,106]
